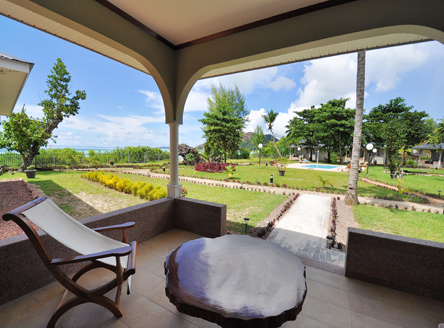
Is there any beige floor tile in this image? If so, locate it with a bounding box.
[281,314,336,328]
[144,281,194,321]
[29,280,68,311]
[99,318,131,328]
[120,297,192,328]
[306,265,349,291]
[57,302,115,328]
[130,267,165,298]
[306,279,350,309]
[349,292,441,328]
[347,278,418,308]
[0,293,51,327]
[300,295,352,328]
[191,317,220,328]
[136,251,168,279]
[351,311,403,328]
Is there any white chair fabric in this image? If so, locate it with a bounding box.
[22,198,129,268]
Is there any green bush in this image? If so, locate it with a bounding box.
[82,171,166,201]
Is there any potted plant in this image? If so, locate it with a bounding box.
[24,165,37,178]
[109,159,115,166]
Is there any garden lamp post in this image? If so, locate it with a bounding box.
[366,143,374,177]
[258,143,263,166]
[372,148,377,165]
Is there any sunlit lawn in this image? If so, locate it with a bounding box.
[362,165,444,197]
[0,171,285,234]
[353,205,444,243]
[177,164,412,200]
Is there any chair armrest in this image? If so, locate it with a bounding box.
[92,222,135,243]
[92,221,135,232]
[49,245,133,266]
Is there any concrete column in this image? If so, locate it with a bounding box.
[167,123,182,198]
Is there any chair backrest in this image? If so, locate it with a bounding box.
[5,197,128,268]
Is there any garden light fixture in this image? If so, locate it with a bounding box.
[258,143,263,166]
[244,217,250,233]
[270,174,273,184]
[366,143,374,177]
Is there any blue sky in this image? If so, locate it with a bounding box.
[1,15,444,149]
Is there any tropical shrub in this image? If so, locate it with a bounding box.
[195,162,235,173]
[82,171,167,201]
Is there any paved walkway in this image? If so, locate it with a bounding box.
[266,194,345,267]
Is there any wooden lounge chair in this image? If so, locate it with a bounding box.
[2,196,137,328]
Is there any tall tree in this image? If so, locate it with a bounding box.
[365,97,430,173]
[427,119,444,166]
[0,58,86,170]
[200,85,246,163]
[251,124,266,149]
[345,50,365,205]
[286,107,321,160]
[263,109,286,164]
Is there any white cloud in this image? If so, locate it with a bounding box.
[244,108,266,132]
[366,44,430,92]
[57,113,167,146]
[138,90,164,110]
[184,66,297,113]
[13,104,44,118]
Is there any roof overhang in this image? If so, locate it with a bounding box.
[413,143,444,150]
[0,0,433,80]
[0,51,34,116]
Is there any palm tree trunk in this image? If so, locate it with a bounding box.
[345,50,366,205]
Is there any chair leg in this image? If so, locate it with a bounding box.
[48,291,124,328]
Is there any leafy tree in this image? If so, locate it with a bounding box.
[286,107,321,160]
[0,58,86,170]
[200,102,245,163]
[201,85,248,162]
[427,119,444,166]
[251,124,266,150]
[263,109,289,170]
[365,97,430,173]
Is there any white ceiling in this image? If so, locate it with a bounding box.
[0,0,433,81]
[108,0,328,45]
[0,52,33,116]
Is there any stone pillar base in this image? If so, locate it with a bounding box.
[167,183,182,198]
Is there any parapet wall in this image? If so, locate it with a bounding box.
[345,228,444,302]
[0,197,226,305]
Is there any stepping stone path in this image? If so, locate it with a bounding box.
[267,194,345,267]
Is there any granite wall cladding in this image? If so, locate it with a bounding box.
[174,197,227,238]
[345,227,444,302]
[0,197,226,305]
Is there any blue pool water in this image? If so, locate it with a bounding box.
[302,164,341,169]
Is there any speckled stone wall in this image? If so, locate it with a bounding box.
[174,197,227,238]
[0,197,226,305]
[345,228,444,302]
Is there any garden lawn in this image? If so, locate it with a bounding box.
[0,171,285,234]
[353,205,444,243]
[177,165,411,200]
[362,165,444,197]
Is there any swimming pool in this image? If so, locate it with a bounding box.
[301,164,342,169]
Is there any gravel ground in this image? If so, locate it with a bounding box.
[0,179,40,240]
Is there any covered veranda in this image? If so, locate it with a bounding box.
[1,0,444,327]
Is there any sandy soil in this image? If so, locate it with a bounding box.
[0,179,40,240]
[335,199,359,246]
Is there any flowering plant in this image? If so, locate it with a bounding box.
[181,187,188,197]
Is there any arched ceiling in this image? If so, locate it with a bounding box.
[0,0,433,80]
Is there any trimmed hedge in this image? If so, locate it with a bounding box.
[82,171,167,201]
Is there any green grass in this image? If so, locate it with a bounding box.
[0,171,285,234]
[177,164,412,200]
[362,165,444,197]
[353,205,444,243]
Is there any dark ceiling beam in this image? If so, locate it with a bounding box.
[95,0,358,50]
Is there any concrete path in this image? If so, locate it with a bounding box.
[267,194,346,267]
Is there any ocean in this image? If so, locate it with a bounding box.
[0,146,170,154]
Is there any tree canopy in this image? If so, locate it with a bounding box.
[0,58,86,170]
[200,85,247,162]
[364,97,430,172]
[251,124,266,150]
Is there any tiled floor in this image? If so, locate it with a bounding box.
[1,229,443,328]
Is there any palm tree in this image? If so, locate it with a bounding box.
[345,50,365,205]
[263,109,285,170]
